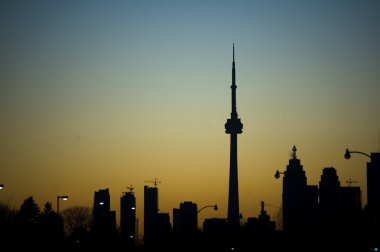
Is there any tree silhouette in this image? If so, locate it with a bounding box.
[18,196,40,224]
[0,201,17,224]
[0,202,18,247]
[16,196,41,249]
[42,201,54,215]
[61,206,91,236]
[39,201,65,248]
[61,206,92,249]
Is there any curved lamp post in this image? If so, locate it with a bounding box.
[197,204,218,214]
[344,148,371,160]
[344,148,380,211]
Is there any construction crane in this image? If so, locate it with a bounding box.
[346,178,358,187]
[127,184,134,193]
[144,178,161,187]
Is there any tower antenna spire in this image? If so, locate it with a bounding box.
[233,43,235,62]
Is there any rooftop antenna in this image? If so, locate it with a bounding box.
[290,145,297,159]
[127,184,134,193]
[144,178,161,187]
[346,178,358,187]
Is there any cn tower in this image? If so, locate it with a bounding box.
[225,44,243,228]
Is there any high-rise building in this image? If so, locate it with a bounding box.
[339,186,361,210]
[144,184,172,246]
[93,188,116,241]
[319,167,341,216]
[94,188,111,224]
[319,167,362,212]
[144,185,158,242]
[155,212,172,236]
[367,153,380,211]
[120,189,136,246]
[225,44,243,228]
[173,201,198,235]
[318,166,362,238]
[282,146,318,232]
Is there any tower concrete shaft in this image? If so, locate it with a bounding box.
[225,44,243,228]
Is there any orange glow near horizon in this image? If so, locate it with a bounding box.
[1,1,380,237]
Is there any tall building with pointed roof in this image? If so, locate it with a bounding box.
[282,146,318,232]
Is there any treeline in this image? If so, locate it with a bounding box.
[0,197,92,251]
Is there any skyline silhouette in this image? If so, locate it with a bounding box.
[1,146,379,251]
[1,47,379,250]
[1,1,380,243]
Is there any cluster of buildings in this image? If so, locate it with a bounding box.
[280,146,363,232]
[86,46,380,250]
[89,145,380,249]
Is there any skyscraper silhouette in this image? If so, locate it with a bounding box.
[144,184,172,247]
[225,44,243,228]
[318,167,361,215]
[282,146,318,232]
[319,167,340,216]
[120,189,136,247]
[144,185,158,243]
[367,153,380,211]
[93,188,117,244]
[173,201,198,235]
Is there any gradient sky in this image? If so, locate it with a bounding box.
[1,0,380,234]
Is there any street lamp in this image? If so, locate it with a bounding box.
[0,184,4,190]
[344,148,371,159]
[344,148,380,211]
[57,195,69,214]
[274,170,284,179]
[197,204,218,214]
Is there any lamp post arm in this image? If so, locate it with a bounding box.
[197,204,218,214]
[350,151,371,159]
